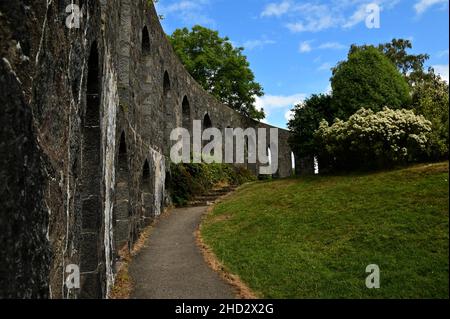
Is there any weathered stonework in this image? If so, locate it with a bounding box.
[0,0,297,298]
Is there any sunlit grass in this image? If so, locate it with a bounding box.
[201,162,449,298]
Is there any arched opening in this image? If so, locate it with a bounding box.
[80,42,102,298]
[203,113,212,129]
[314,156,320,175]
[182,96,191,130]
[163,71,171,154]
[142,26,150,55]
[163,71,171,97]
[259,145,272,180]
[114,131,131,255]
[244,136,249,167]
[141,159,153,224]
[247,135,257,174]
[291,152,296,176]
[202,113,212,149]
[142,160,150,189]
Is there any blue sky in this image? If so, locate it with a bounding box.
[156,0,449,129]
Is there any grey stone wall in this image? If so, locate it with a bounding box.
[0,0,296,298]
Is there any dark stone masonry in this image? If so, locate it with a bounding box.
[0,0,300,298]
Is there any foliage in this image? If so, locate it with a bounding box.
[201,162,449,298]
[169,25,265,120]
[377,38,430,86]
[288,39,447,173]
[411,72,450,160]
[168,162,255,206]
[287,94,333,159]
[315,107,432,171]
[349,39,431,87]
[331,46,411,120]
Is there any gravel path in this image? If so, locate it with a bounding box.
[129,206,235,299]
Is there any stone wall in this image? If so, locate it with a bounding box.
[0,0,296,298]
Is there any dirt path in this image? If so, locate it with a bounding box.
[129,206,236,299]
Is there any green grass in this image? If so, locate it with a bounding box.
[201,162,449,299]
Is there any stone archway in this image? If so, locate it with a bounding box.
[291,151,296,176]
[163,71,172,154]
[114,131,131,255]
[80,41,102,298]
[141,159,153,225]
[182,96,191,131]
[142,26,150,56]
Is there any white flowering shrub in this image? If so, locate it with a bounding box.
[315,107,432,170]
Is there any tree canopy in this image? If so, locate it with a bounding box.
[169,25,265,120]
[288,94,333,158]
[331,45,411,120]
[289,38,449,171]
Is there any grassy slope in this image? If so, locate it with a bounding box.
[201,162,449,298]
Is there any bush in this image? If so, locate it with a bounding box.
[315,107,432,171]
[168,163,255,206]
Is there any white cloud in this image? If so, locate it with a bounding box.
[262,0,400,32]
[318,42,346,50]
[433,64,449,83]
[299,41,347,54]
[414,0,448,15]
[437,49,450,58]
[261,1,291,17]
[299,41,313,53]
[156,0,214,26]
[343,4,368,28]
[285,109,295,122]
[243,39,276,50]
[286,3,337,33]
[317,62,332,71]
[255,93,306,112]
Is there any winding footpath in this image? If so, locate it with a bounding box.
[129,205,236,299]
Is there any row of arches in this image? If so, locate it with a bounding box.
[78,19,297,297]
[112,130,157,256]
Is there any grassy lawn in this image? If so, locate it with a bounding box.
[200,162,449,299]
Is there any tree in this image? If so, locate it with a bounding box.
[362,39,448,160]
[411,70,449,160]
[287,94,333,159]
[331,46,411,120]
[169,25,265,120]
[377,38,430,86]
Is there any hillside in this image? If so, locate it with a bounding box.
[201,162,449,298]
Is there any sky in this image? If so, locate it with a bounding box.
[155,0,449,129]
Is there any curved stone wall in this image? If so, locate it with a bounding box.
[0,0,294,298]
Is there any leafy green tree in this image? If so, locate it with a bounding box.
[169,25,265,120]
[349,39,431,86]
[377,38,430,86]
[287,94,333,159]
[353,39,448,160]
[331,46,411,120]
[412,70,449,160]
